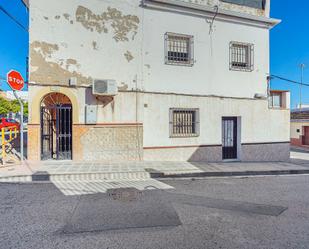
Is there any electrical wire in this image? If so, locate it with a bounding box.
[270,74,309,87]
[0,5,28,32]
[20,0,29,10]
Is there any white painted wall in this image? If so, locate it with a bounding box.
[143,94,290,147]
[142,8,270,98]
[30,0,271,98]
[29,0,288,150]
[291,122,309,139]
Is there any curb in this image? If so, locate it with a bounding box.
[149,169,309,179]
[1,169,309,183]
[0,171,151,183]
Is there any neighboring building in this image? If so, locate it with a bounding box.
[0,91,8,100]
[291,109,309,147]
[27,0,290,162]
[6,91,28,102]
[296,104,309,109]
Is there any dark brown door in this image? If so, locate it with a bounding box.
[222,117,238,160]
[304,127,309,145]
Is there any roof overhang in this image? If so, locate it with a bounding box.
[270,90,290,93]
[143,0,281,29]
[291,119,309,123]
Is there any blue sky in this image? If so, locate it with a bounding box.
[0,0,28,92]
[270,0,309,108]
[0,1,308,107]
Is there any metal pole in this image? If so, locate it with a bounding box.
[13,90,24,162]
[300,63,306,111]
[2,128,5,163]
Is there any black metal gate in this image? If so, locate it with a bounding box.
[222,117,238,160]
[41,105,72,160]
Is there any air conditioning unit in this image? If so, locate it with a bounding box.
[92,79,118,96]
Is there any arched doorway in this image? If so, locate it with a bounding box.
[40,93,72,160]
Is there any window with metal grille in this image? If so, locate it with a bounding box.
[165,33,194,66]
[169,108,200,137]
[230,42,254,71]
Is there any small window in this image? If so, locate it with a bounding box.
[230,42,254,71]
[269,93,282,108]
[221,0,266,10]
[297,129,300,133]
[165,33,194,66]
[169,108,199,137]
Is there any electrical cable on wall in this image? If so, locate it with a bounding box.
[208,5,219,34]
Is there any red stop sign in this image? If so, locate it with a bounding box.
[7,70,25,91]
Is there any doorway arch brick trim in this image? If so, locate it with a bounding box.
[30,87,80,125]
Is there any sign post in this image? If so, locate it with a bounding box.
[7,70,25,162]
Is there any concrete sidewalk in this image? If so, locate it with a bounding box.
[0,157,309,183]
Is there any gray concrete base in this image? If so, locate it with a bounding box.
[144,142,290,162]
[143,145,222,162]
[241,142,290,162]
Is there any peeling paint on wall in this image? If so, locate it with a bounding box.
[66,59,80,70]
[62,13,74,24]
[92,41,99,50]
[124,51,134,62]
[63,13,70,20]
[75,5,140,42]
[31,41,59,58]
[30,41,92,85]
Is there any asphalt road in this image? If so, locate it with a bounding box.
[1,175,309,249]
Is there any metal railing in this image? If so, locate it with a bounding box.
[1,126,19,163]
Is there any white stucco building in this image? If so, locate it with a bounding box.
[27,0,290,162]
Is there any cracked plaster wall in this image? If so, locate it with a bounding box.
[30,0,142,89]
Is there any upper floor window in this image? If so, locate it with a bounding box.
[230,42,254,72]
[268,90,290,109]
[269,92,281,108]
[221,0,266,10]
[169,108,199,137]
[165,33,194,66]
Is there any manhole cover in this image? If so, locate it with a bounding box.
[107,188,143,202]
